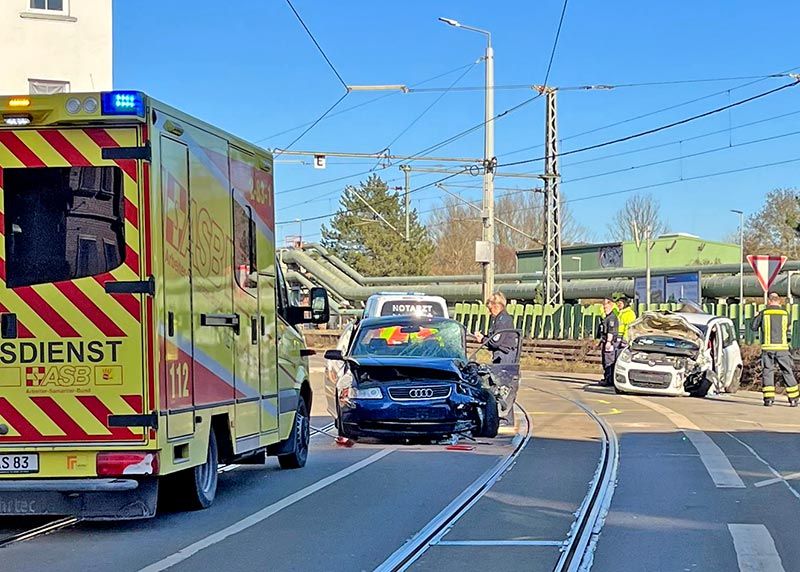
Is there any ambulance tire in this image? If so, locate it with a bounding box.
[279,396,310,469]
[180,430,219,510]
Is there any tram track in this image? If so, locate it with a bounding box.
[0,516,81,549]
[374,404,532,572]
[538,388,619,572]
[374,388,619,572]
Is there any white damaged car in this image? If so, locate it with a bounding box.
[614,311,742,397]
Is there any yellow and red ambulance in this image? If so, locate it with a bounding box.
[0,91,328,519]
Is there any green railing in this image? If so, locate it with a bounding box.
[453,302,800,348]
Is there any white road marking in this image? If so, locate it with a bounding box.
[138,448,394,572]
[754,471,800,488]
[726,433,800,501]
[626,396,745,488]
[432,540,563,547]
[728,524,786,572]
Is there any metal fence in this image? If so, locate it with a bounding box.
[453,302,800,348]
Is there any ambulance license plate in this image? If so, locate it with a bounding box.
[0,454,38,474]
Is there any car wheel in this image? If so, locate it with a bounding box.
[279,396,310,469]
[614,384,626,395]
[173,429,219,511]
[727,367,742,394]
[477,393,500,438]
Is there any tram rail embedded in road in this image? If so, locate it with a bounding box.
[374,404,532,572]
[0,517,81,549]
[535,388,620,572]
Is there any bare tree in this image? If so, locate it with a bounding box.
[428,190,590,274]
[607,193,668,246]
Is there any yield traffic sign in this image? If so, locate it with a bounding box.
[747,255,788,293]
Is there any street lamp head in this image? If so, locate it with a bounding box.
[730,209,743,215]
[438,17,461,27]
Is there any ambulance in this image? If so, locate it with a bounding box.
[0,91,329,519]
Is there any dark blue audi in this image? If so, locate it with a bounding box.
[323,315,500,441]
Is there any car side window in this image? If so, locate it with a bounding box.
[721,323,736,348]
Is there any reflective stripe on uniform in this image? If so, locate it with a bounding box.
[762,386,777,396]
[761,309,790,351]
[787,386,800,398]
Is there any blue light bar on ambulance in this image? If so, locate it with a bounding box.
[100,91,145,117]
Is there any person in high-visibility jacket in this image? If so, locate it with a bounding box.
[614,294,637,342]
[750,292,799,407]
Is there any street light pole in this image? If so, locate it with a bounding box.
[439,17,494,301]
[731,209,744,333]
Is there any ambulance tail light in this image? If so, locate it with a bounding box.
[97,452,159,476]
[100,91,145,117]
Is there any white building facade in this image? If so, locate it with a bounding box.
[0,0,112,96]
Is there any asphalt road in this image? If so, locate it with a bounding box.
[0,359,798,572]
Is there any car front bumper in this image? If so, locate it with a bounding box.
[340,390,481,437]
[614,362,689,396]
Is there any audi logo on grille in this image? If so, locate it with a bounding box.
[409,388,435,398]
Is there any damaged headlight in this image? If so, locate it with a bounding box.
[618,348,632,362]
[351,387,382,400]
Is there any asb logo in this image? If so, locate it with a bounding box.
[25,365,92,387]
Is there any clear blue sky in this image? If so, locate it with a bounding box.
[114,0,800,246]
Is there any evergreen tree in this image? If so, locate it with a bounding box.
[321,174,433,276]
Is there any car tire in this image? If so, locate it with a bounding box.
[175,429,219,511]
[477,392,500,438]
[614,384,626,395]
[279,396,310,470]
[727,367,742,394]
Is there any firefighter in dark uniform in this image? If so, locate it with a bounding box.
[474,291,519,428]
[751,292,800,407]
[598,298,620,387]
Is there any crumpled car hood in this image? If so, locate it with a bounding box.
[627,312,705,347]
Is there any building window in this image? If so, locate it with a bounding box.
[29,79,70,95]
[30,0,65,11]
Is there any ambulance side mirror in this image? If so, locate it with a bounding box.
[287,287,330,326]
[309,287,330,324]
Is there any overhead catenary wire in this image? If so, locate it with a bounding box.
[372,60,480,164]
[559,107,800,169]
[404,73,797,94]
[275,92,349,157]
[274,91,542,197]
[277,0,352,155]
[542,0,570,86]
[497,79,800,169]
[498,64,800,159]
[285,0,348,90]
[260,61,478,142]
[276,169,469,225]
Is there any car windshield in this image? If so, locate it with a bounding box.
[351,320,466,360]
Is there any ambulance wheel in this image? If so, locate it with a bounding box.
[279,396,309,469]
[180,430,219,510]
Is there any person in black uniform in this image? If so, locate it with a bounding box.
[474,291,519,428]
[598,297,620,387]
